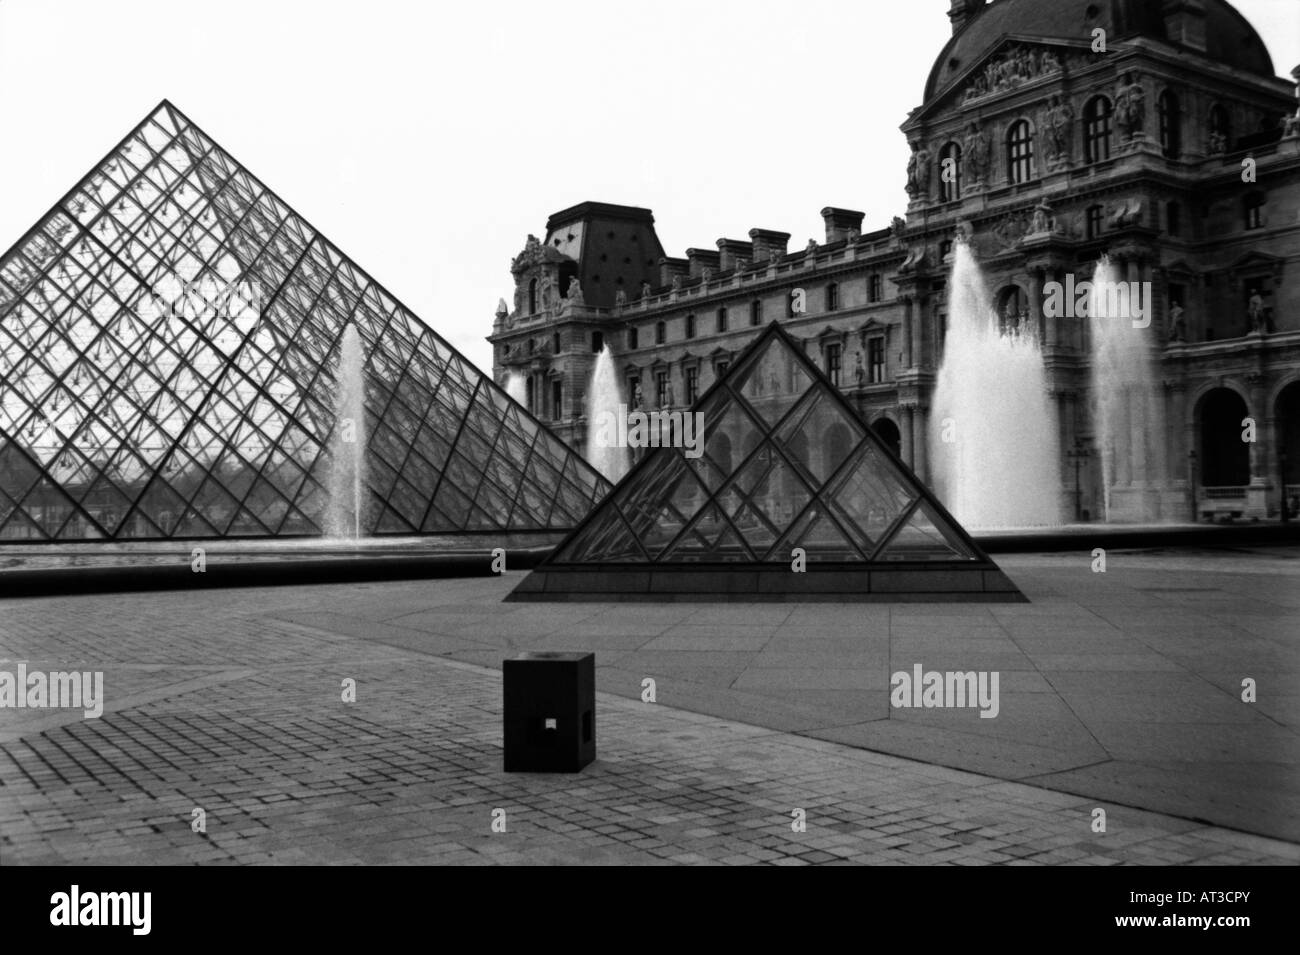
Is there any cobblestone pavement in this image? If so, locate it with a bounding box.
[1,585,1297,865]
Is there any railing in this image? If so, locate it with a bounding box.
[1202,486,1247,500]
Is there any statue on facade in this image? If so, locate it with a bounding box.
[701,267,712,284]
[889,216,907,240]
[1115,74,1146,141]
[905,140,932,198]
[805,238,819,256]
[1207,130,1229,154]
[640,281,653,300]
[671,275,682,291]
[1029,201,1053,235]
[1248,289,1265,332]
[1039,96,1074,167]
[854,351,865,386]
[565,277,584,306]
[1167,302,1186,342]
[963,122,991,185]
[539,271,554,310]
[614,289,628,307]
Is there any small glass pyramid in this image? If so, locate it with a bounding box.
[510,322,1024,601]
[0,101,609,540]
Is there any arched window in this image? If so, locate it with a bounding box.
[528,278,537,315]
[825,282,839,312]
[1244,193,1265,230]
[749,299,761,326]
[685,313,696,339]
[938,142,962,202]
[717,306,728,333]
[1006,119,1035,184]
[1157,90,1181,158]
[655,320,666,344]
[1209,104,1231,151]
[591,331,603,353]
[996,286,1027,335]
[1084,96,1113,163]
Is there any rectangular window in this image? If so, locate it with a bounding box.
[1086,205,1103,240]
[869,274,882,303]
[685,313,696,339]
[868,338,885,383]
[826,343,842,387]
[717,307,728,333]
[656,371,669,407]
[686,366,699,404]
[628,326,639,350]
[551,379,562,420]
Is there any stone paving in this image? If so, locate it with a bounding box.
[0,559,1297,865]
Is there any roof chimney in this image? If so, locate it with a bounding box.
[685,248,720,279]
[716,238,754,272]
[821,207,865,245]
[947,0,986,35]
[748,229,791,263]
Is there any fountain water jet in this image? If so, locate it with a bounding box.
[325,324,368,538]
[504,371,527,407]
[930,240,1061,528]
[1088,255,1166,521]
[586,345,629,482]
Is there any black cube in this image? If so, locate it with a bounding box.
[503,651,595,772]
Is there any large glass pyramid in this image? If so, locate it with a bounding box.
[0,101,609,541]
[509,322,1023,601]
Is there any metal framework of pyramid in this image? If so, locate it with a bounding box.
[0,101,610,541]
[509,322,1024,601]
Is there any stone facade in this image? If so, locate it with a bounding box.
[490,0,1300,522]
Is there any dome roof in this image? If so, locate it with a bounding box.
[925,0,1275,102]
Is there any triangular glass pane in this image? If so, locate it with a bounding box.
[771,504,861,562]
[658,504,753,562]
[824,442,918,553]
[731,334,812,425]
[875,500,978,561]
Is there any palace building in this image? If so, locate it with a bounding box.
[490,0,1300,523]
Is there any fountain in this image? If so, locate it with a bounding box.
[930,240,1061,528]
[325,324,368,538]
[1088,256,1166,521]
[504,371,527,406]
[586,345,629,482]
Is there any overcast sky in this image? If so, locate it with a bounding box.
[1,0,1296,373]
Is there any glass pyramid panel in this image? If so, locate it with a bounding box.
[0,101,609,540]
[873,500,979,561]
[542,322,984,567]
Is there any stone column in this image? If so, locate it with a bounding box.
[902,296,914,369]
[911,296,925,370]
[901,406,915,467]
[1034,267,1055,353]
[912,407,928,483]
